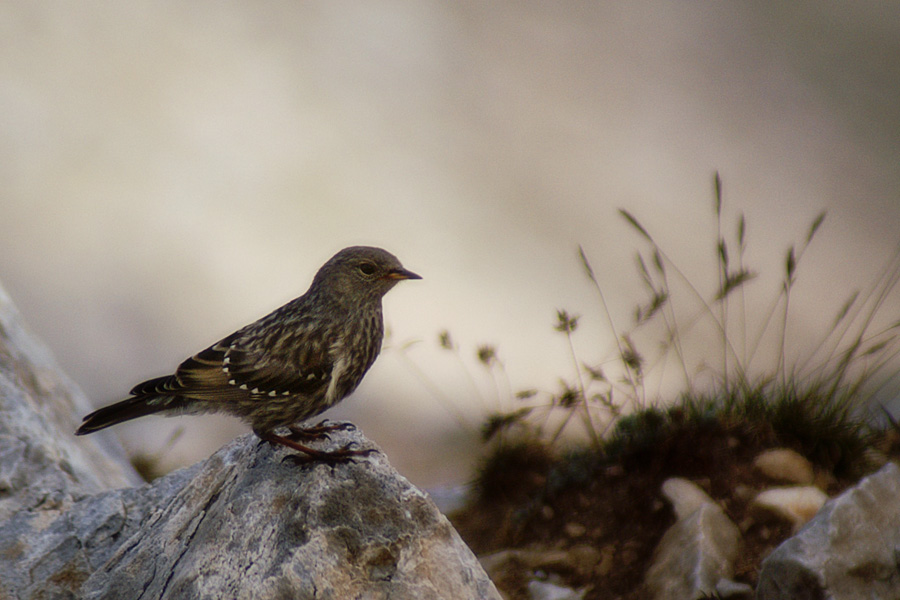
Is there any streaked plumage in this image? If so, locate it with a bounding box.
[76,246,420,461]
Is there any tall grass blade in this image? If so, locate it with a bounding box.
[619,209,652,241]
[714,171,723,217]
[806,212,827,244]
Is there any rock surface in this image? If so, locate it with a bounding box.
[0,282,500,600]
[757,462,900,600]
[646,478,741,600]
[0,285,142,520]
[661,476,717,520]
[527,578,587,600]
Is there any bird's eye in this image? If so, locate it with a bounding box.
[358,262,377,276]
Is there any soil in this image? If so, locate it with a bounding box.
[449,418,874,600]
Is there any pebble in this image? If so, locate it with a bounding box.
[753,448,815,484]
[564,522,586,538]
[751,486,828,530]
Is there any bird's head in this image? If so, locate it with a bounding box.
[312,246,421,302]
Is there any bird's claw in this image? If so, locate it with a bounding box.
[279,443,378,466]
[288,429,331,442]
[288,420,357,442]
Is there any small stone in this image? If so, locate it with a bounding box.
[527,579,586,600]
[566,545,603,579]
[595,545,615,576]
[564,522,586,538]
[753,448,815,485]
[661,477,715,520]
[715,577,755,599]
[480,545,601,582]
[542,505,555,520]
[751,486,828,530]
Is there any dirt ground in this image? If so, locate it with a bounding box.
[450,419,869,599]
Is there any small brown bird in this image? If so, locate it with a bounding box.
[76,246,421,462]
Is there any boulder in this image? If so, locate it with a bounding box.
[757,462,900,600]
[0,282,500,600]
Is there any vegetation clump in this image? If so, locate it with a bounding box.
[441,174,900,598]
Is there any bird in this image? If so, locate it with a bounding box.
[75,246,421,462]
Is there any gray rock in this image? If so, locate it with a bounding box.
[661,477,717,520]
[646,482,742,600]
[527,578,587,600]
[479,545,602,584]
[0,285,142,522]
[757,462,900,600]
[715,578,755,599]
[0,281,500,600]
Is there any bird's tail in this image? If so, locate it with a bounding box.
[75,394,184,435]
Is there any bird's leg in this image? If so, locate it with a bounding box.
[259,431,376,464]
[287,419,356,441]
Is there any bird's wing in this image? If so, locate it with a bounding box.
[221,340,333,399]
[128,332,246,401]
[156,327,333,401]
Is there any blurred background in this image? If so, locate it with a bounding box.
[2,2,900,488]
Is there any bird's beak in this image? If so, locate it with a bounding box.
[385,268,422,281]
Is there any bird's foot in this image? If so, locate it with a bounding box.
[287,420,356,442]
[261,432,377,465]
[281,443,378,466]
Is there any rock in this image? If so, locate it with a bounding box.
[0,285,142,523]
[592,544,615,577]
[753,448,815,485]
[661,477,715,520]
[527,578,587,600]
[646,479,742,600]
[564,522,586,538]
[757,462,900,600]
[714,578,754,599]
[0,281,500,600]
[480,545,602,583]
[3,432,501,600]
[750,486,828,531]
